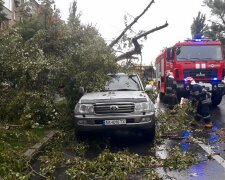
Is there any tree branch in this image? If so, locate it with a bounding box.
[108,0,155,48]
[116,49,137,61]
[219,13,225,26]
[133,21,168,40]
[116,21,168,61]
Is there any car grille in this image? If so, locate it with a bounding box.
[94,103,135,114]
[183,69,218,78]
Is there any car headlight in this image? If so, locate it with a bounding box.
[74,104,94,114]
[135,101,155,113]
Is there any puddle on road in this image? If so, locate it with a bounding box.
[155,128,225,180]
[156,159,225,180]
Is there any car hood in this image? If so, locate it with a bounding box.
[79,91,149,103]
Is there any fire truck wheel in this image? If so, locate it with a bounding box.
[211,93,222,108]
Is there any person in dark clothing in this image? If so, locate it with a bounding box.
[163,73,179,109]
[185,77,213,128]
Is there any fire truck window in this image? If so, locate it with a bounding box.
[167,48,175,61]
[161,58,164,76]
[171,48,175,60]
[166,48,171,60]
[177,45,223,61]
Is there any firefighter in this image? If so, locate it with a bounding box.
[185,77,213,128]
[163,73,179,109]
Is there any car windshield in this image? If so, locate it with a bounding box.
[104,74,142,91]
[176,45,223,61]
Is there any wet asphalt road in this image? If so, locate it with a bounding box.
[80,96,225,179]
[32,96,225,179]
[156,96,225,179]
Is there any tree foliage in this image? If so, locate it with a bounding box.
[191,11,207,39]
[1,0,166,126]
[0,29,66,126]
[203,0,225,43]
[17,0,65,57]
[61,3,118,107]
[0,0,119,126]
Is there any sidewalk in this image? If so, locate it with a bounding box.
[23,130,59,160]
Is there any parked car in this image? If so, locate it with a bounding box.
[74,73,155,140]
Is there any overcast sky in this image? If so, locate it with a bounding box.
[54,0,210,65]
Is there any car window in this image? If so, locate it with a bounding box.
[104,75,141,91]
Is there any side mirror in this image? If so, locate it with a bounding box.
[145,84,153,92]
[78,87,85,94]
[176,46,181,55]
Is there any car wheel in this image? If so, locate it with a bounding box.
[142,125,155,142]
[74,130,87,141]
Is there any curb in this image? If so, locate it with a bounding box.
[23,130,59,160]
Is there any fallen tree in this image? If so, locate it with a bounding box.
[108,0,169,62]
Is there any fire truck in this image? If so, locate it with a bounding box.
[155,38,225,107]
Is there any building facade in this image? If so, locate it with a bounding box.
[1,0,39,30]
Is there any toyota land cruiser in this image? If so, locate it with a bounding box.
[74,73,155,140]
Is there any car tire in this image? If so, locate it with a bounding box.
[74,130,87,141]
[142,124,155,142]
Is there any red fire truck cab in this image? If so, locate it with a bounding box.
[155,38,225,107]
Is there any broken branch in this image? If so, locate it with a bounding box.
[116,21,168,61]
[109,0,155,48]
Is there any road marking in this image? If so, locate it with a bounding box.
[195,139,225,169]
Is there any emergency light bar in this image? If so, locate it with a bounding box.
[185,38,212,42]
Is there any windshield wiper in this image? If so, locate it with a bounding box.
[190,57,200,60]
[178,57,188,60]
[129,76,141,90]
[201,57,213,60]
[115,89,137,91]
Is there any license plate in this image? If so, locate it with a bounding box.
[104,119,126,125]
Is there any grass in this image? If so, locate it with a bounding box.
[0,123,58,179]
[0,124,51,153]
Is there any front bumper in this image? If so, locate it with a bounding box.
[74,112,155,132]
[176,81,225,95]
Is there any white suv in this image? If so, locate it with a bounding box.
[74,73,155,140]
